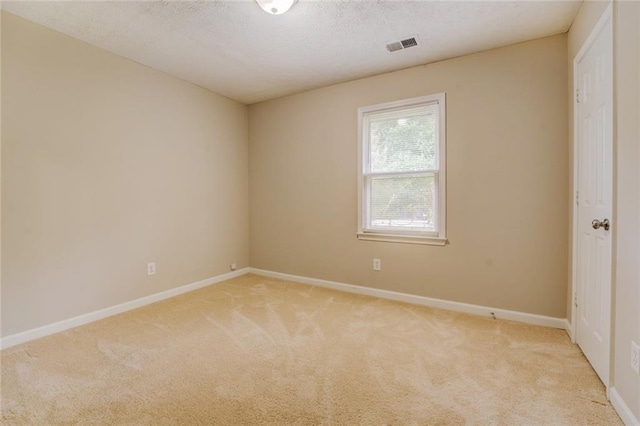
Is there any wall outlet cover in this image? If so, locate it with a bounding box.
[373,258,381,271]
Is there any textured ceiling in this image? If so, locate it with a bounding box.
[2,0,581,104]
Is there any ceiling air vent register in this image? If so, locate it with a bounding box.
[386,36,419,53]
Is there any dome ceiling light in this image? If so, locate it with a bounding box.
[255,0,298,15]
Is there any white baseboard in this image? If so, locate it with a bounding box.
[0,268,250,350]
[0,267,569,350]
[249,268,566,329]
[564,318,575,341]
[610,387,640,426]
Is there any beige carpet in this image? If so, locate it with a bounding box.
[1,274,622,425]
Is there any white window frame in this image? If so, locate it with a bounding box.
[357,93,447,246]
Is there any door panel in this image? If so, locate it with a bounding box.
[575,10,612,387]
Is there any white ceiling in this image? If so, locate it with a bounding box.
[2,0,581,104]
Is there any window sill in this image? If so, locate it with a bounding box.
[356,232,448,246]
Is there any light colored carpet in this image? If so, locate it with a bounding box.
[1,274,622,425]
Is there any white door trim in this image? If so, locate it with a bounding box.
[570,0,613,378]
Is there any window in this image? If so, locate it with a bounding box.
[357,94,446,245]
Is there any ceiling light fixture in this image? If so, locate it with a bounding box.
[255,0,297,15]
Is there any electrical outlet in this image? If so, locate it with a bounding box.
[230,263,237,271]
[373,258,381,271]
[147,262,156,276]
[631,341,640,375]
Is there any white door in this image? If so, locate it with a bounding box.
[575,8,613,387]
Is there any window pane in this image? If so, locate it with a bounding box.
[369,175,436,231]
[369,109,437,173]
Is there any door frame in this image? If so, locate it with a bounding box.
[570,2,613,387]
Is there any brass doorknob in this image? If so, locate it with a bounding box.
[592,218,610,231]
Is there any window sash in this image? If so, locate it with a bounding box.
[363,171,439,236]
[363,169,439,178]
[362,105,440,175]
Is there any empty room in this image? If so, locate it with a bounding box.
[1,0,639,424]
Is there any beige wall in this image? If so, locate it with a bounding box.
[1,12,249,337]
[249,35,569,318]
[612,0,640,419]
[568,0,640,419]
[0,10,3,338]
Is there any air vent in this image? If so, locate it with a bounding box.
[401,37,418,48]
[385,35,420,53]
